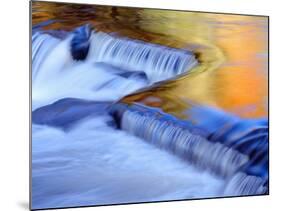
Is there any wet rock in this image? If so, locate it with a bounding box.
[32,98,114,130]
[70,24,92,61]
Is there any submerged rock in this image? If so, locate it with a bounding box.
[32,98,114,130]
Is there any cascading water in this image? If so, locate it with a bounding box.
[32,25,197,110]
[88,31,198,82]
[32,32,60,81]
[114,104,249,178]
[110,103,268,196]
[31,24,268,209]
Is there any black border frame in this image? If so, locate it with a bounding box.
[29,1,270,210]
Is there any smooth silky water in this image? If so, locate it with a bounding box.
[31,2,268,209]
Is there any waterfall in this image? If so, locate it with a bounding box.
[110,103,268,195]
[112,104,248,178]
[32,28,198,85]
[31,26,198,110]
[87,31,198,82]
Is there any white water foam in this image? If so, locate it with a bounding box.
[32,116,223,209]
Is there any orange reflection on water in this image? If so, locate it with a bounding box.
[213,15,268,118]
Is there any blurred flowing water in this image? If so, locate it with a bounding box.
[31,2,268,209]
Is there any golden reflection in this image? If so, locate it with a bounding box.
[32,2,268,119]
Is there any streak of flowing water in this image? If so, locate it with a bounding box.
[88,31,198,81]
[119,105,249,178]
[110,103,268,196]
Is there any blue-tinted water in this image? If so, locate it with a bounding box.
[31,23,268,209]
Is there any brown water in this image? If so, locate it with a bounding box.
[32,1,268,119]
